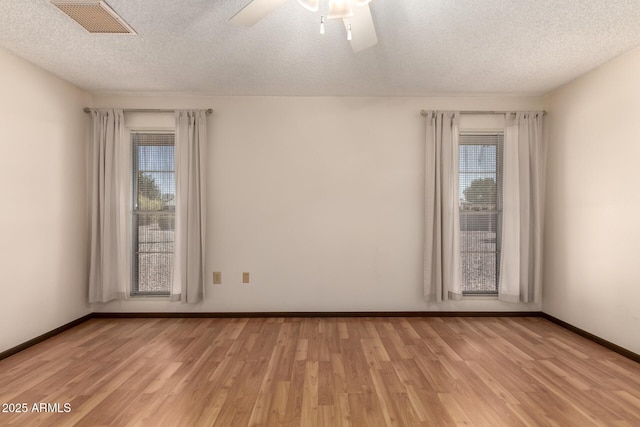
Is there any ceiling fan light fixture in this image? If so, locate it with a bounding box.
[352,0,372,6]
[297,0,320,12]
[327,0,354,19]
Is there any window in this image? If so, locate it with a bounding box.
[131,133,175,296]
[459,133,503,295]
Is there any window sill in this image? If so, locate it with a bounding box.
[462,294,499,301]
[128,295,171,301]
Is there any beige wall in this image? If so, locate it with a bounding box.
[92,94,544,313]
[5,38,639,355]
[0,47,92,352]
[544,46,640,354]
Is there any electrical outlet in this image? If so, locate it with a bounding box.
[242,272,250,284]
[213,272,222,284]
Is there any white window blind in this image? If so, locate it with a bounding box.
[131,133,175,295]
[459,133,503,294]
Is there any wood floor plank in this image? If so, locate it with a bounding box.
[403,386,450,425]
[280,360,305,426]
[1,316,640,426]
[248,344,285,426]
[264,380,289,426]
[300,361,319,427]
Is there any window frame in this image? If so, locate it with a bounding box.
[459,131,504,296]
[130,130,176,297]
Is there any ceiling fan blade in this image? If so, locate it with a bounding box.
[343,3,377,52]
[230,0,289,27]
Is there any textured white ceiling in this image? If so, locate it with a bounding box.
[1,0,640,96]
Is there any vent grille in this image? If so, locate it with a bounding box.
[49,1,135,34]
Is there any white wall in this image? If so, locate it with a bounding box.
[544,46,640,354]
[0,47,92,353]
[93,95,544,313]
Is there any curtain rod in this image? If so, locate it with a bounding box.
[420,109,546,117]
[83,108,213,114]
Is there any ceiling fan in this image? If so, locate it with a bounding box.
[230,0,378,52]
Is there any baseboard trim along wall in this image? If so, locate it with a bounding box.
[91,311,543,319]
[0,314,93,361]
[2,311,638,364]
[541,312,640,364]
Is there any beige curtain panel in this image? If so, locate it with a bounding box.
[88,109,130,303]
[499,112,546,303]
[172,110,208,304]
[423,111,462,302]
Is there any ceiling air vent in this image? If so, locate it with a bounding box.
[49,0,136,34]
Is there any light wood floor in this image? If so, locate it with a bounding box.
[1,317,639,426]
